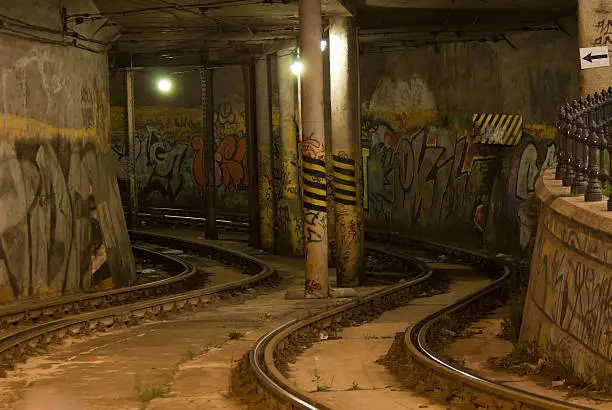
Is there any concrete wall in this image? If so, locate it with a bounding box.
[0,0,135,301]
[109,24,578,256]
[359,25,579,254]
[110,64,282,213]
[521,170,612,380]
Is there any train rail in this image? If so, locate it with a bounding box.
[231,232,594,410]
[0,230,276,377]
[129,207,249,232]
[0,244,195,330]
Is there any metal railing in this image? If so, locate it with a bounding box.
[555,87,612,208]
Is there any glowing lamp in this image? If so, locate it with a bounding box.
[290,60,304,76]
[157,78,172,93]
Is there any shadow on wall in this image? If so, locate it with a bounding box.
[360,110,556,255]
[110,103,283,212]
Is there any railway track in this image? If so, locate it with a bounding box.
[231,231,594,410]
[0,209,595,409]
[0,230,276,377]
[130,207,249,232]
[0,227,420,383]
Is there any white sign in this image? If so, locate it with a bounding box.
[580,46,610,69]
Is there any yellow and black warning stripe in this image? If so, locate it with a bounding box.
[332,155,357,207]
[303,155,327,212]
[472,113,523,145]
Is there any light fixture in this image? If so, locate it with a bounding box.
[157,78,172,93]
[290,60,304,76]
[320,39,327,51]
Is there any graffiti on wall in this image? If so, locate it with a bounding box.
[359,110,557,251]
[111,104,285,211]
[522,204,612,378]
[360,111,497,244]
[111,104,260,211]
[506,125,556,250]
[594,19,612,46]
[0,138,134,300]
[112,126,189,202]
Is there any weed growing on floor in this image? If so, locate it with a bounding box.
[228,331,244,340]
[135,381,172,408]
[500,303,523,342]
[179,345,210,364]
[490,340,612,394]
[312,358,334,392]
[347,381,360,391]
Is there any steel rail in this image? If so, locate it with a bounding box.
[0,244,196,329]
[236,251,433,409]
[410,270,593,410]
[0,231,276,375]
[239,235,597,410]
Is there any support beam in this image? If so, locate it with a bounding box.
[244,61,261,249]
[255,56,276,251]
[323,30,336,267]
[329,17,364,287]
[277,51,303,256]
[299,0,329,297]
[577,0,612,94]
[200,68,218,240]
[126,69,138,229]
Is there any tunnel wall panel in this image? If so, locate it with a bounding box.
[521,171,612,379]
[0,2,135,301]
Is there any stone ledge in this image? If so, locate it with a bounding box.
[536,169,612,237]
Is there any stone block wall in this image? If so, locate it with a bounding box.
[521,170,612,379]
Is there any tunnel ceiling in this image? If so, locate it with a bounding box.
[85,0,576,67]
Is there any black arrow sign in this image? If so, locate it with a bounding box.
[583,52,608,63]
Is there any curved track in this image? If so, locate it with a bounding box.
[1,209,597,409]
[0,230,276,377]
[232,230,595,410]
[0,245,195,330]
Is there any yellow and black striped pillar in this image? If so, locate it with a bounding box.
[329,16,364,287]
[299,0,328,297]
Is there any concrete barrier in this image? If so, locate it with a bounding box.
[521,169,612,382]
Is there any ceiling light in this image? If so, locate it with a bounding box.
[290,60,303,76]
[157,78,172,93]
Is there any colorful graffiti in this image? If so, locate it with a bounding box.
[110,103,266,211]
[360,111,497,244]
[359,110,556,252]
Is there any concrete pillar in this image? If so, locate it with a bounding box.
[277,52,303,256]
[578,0,612,94]
[329,17,364,287]
[299,0,328,297]
[201,68,218,240]
[126,70,138,229]
[255,56,276,251]
[323,35,336,267]
[0,0,135,299]
[244,61,261,249]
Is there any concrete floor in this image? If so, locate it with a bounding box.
[288,271,491,410]
[0,231,374,410]
[443,308,612,410]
